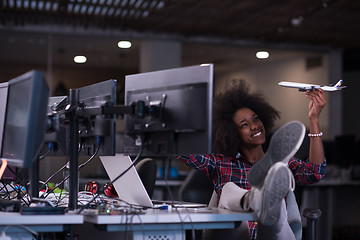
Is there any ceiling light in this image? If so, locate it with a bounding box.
[291,16,304,26]
[256,51,269,59]
[118,41,132,49]
[74,55,87,64]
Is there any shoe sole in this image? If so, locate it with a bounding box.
[248,121,305,188]
[260,163,291,225]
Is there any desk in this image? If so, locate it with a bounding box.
[84,207,254,240]
[0,212,83,238]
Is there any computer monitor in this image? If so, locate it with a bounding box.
[42,96,69,156]
[124,64,214,157]
[0,82,16,181]
[41,80,117,157]
[77,79,117,156]
[1,70,49,168]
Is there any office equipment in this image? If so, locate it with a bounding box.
[42,96,69,155]
[0,82,14,181]
[124,64,214,157]
[71,79,117,210]
[21,206,66,215]
[100,154,207,209]
[77,79,117,157]
[100,154,154,207]
[43,79,117,157]
[1,70,49,168]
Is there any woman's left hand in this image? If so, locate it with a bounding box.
[305,89,326,120]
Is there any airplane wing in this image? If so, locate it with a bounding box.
[278,81,321,91]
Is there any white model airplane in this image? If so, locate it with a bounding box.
[278,79,346,92]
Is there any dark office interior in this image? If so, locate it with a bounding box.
[1,1,360,240]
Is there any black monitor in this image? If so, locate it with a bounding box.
[0,82,16,181]
[124,64,214,157]
[77,79,117,156]
[41,80,117,157]
[42,96,69,156]
[1,70,49,168]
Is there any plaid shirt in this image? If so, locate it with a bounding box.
[177,154,326,239]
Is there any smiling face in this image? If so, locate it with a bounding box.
[233,107,266,149]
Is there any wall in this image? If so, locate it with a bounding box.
[343,70,360,138]
[0,62,137,98]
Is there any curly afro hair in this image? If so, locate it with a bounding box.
[213,79,280,157]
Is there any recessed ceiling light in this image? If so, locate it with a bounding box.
[256,51,269,59]
[74,55,87,64]
[118,40,132,49]
[291,16,304,26]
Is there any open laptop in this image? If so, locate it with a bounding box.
[100,154,153,207]
[100,154,207,208]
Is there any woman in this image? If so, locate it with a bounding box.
[177,80,326,239]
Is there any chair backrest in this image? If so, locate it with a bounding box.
[208,190,218,207]
[135,158,157,198]
[178,169,214,204]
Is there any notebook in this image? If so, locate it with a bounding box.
[100,154,207,208]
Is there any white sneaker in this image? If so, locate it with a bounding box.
[244,162,295,225]
[248,120,305,188]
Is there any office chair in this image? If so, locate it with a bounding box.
[303,208,322,240]
[135,158,157,198]
[178,169,213,204]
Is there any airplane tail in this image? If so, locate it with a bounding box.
[334,79,343,87]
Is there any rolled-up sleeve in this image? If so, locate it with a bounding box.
[176,154,219,179]
[288,157,327,185]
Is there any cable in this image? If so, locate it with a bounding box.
[78,137,102,170]
[0,180,12,200]
[132,211,145,240]
[40,161,68,191]
[163,155,188,240]
[51,98,68,112]
[43,139,101,199]
[38,143,53,160]
[164,133,195,240]
[40,135,101,192]
[0,170,30,206]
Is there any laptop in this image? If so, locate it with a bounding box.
[100,154,154,207]
[100,154,207,208]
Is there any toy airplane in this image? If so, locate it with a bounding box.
[278,79,346,92]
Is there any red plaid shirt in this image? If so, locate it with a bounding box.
[176,154,326,239]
